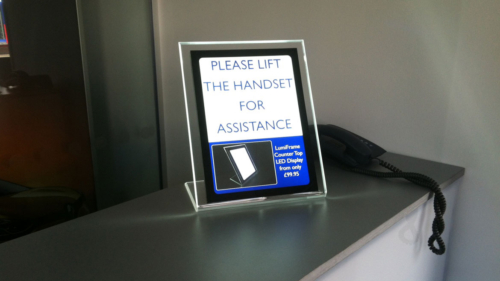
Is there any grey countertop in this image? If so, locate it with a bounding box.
[0,153,464,281]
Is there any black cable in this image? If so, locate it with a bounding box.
[344,159,447,255]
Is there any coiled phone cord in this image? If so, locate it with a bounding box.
[347,159,447,255]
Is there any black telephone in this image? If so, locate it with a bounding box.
[315,124,447,255]
[316,124,386,167]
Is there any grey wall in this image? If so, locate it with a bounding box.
[155,0,461,186]
[78,0,162,209]
[154,0,499,279]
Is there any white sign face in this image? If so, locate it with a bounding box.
[190,48,317,198]
[180,42,326,207]
[199,55,304,143]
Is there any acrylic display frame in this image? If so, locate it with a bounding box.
[179,40,327,211]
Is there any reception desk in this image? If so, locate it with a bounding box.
[0,153,464,280]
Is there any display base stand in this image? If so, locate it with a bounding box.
[184,180,326,212]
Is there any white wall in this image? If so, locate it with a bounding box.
[318,182,459,281]
[442,0,500,280]
[154,0,499,279]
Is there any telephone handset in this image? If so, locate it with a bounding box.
[316,124,386,167]
[316,124,447,255]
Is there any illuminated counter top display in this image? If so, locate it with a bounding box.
[0,153,464,281]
